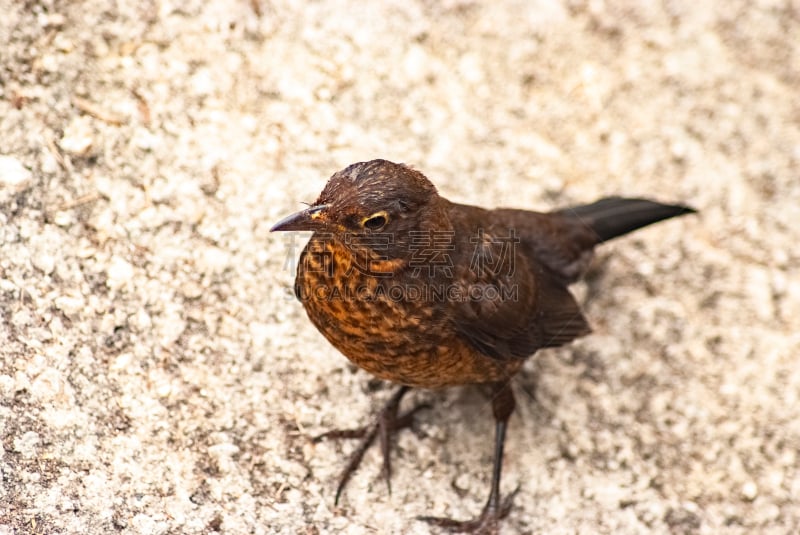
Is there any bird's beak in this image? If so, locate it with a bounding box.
[270,204,331,232]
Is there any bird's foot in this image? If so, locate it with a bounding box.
[417,486,519,534]
[313,386,430,504]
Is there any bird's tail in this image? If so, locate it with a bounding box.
[559,197,696,243]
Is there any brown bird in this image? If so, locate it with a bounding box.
[271,159,695,533]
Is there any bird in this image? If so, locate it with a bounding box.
[271,159,696,533]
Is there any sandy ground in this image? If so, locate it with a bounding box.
[1,1,799,533]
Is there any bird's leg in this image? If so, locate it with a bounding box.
[314,385,431,505]
[418,382,519,534]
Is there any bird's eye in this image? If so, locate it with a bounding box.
[362,211,388,231]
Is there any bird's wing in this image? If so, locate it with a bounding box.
[491,208,599,284]
[445,218,591,361]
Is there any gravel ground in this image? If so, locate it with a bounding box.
[1,1,799,534]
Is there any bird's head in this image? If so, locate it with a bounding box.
[271,160,444,260]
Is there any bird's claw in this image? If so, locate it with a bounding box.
[417,485,519,534]
[313,386,430,504]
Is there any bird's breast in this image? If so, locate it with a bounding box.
[294,237,522,388]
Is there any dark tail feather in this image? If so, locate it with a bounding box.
[559,196,696,243]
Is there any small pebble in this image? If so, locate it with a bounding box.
[106,256,135,290]
[742,481,758,501]
[32,251,56,275]
[0,156,33,200]
[60,116,95,156]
